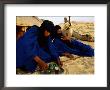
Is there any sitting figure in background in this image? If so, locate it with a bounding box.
[16,20,62,73]
[51,25,94,57]
[81,34,94,42]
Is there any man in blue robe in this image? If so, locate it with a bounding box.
[16,20,61,73]
[51,25,94,57]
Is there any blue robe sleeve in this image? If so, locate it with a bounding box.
[53,38,81,55]
[70,39,94,56]
[53,38,94,57]
[22,26,40,58]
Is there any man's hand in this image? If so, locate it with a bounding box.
[61,36,70,41]
[38,60,48,70]
[57,59,63,67]
[62,52,73,58]
[34,56,48,70]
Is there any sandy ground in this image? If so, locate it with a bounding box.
[60,56,94,74]
[60,41,94,74]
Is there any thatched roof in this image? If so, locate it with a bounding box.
[16,16,43,27]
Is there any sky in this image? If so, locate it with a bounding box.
[38,16,94,25]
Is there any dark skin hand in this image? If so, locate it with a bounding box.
[61,36,71,41]
[62,52,73,58]
[57,59,63,67]
[34,56,63,70]
[34,56,48,70]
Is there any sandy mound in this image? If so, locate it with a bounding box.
[16,16,43,27]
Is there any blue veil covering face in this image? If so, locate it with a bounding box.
[16,20,59,72]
